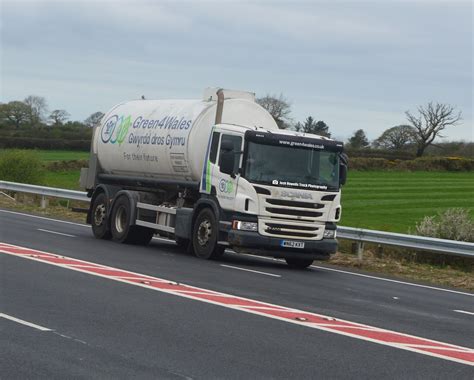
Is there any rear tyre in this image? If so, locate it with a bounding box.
[110,196,153,245]
[285,258,314,269]
[192,208,223,260]
[91,192,112,240]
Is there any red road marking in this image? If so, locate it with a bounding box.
[1,242,473,367]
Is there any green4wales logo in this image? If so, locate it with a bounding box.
[218,179,234,194]
[101,115,132,145]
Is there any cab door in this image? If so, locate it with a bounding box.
[214,133,243,211]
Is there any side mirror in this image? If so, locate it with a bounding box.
[339,164,347,186]
[220,151,235,175]
[339,153,348,186]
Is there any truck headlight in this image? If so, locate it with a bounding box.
[323,229,336,239]
[232,220,258,232]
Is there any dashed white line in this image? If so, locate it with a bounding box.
[37,229,76,237]
[454,310,474,316]
[0,313,52,331]
[310,265,474,297]
[220,264,281,277]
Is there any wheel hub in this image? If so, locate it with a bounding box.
[115,206,127,234]
[94,204,106,226]
[197,220,212,246]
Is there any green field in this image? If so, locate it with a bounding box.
[43,170,82,190]
[340,171,474,233]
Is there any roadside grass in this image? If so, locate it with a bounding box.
[340,171,474,233]
[1,149,89,161]
[329,250,473,291]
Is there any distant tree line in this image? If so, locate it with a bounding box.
[257,94,466,158]
[0,94,468,157]
[0,95,104,150]
[0,95,104,129]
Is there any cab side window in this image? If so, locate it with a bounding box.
[209,132,220,164]
[219,134,242,173]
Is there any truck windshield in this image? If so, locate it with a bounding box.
[243,141,340,191]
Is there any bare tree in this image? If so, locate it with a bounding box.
[85,111,105,128]
[24,95,48,125]
[373,125,416,150]
[49,109,70,126]
[256,94,292,129]
[406,102,462,157]
[0,101,32,129]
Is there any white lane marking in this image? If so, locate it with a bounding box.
[0,209,90,227]
[241,252,474,297]
[2,243,473,367]
[37,229,76,237]
[2,210,473,297]
[0,313,52,331]
[310,265,474,297]
[220,264,281,278]
[454,310,474,316]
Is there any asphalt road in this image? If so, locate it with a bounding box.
[1,209,473,379]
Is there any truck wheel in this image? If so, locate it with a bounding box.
[285,258,314,269]
[111,196,154,245]
[192,208,224,259]
[91,192,111,240]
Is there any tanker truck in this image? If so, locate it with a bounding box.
[80,88,347,268]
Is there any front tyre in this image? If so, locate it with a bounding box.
[91,192,111,240]
[285,258,314,269]
[192,208,224,259]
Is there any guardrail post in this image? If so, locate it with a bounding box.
[357,242,365,261]
[40,195,48,209]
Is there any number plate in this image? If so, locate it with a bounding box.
[281,240,305,249]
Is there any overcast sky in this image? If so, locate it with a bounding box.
[1,0,472,141]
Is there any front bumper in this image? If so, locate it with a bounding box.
[227,230,337,260]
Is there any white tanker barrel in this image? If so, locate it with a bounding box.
[94,96,278,184]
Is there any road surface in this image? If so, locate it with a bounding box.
[1,209,473,379]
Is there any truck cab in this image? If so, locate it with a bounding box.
[194,124,347,268]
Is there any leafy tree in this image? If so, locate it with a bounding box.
[406,102,462,157]
[348,129,369,149]
[313,120,331,137]
[373,125,416,150]
[294,117,331,137]
[85,111,105,128]
[0,101,32,129]
[49,109,70,126]
[302,116,316,133]
[256,94,292,129]
[24,95,48,125]
[293,121,303,132]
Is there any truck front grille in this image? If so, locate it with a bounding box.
[256,191,337,240]
[264,222,320,239]
[259,218,324,240]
